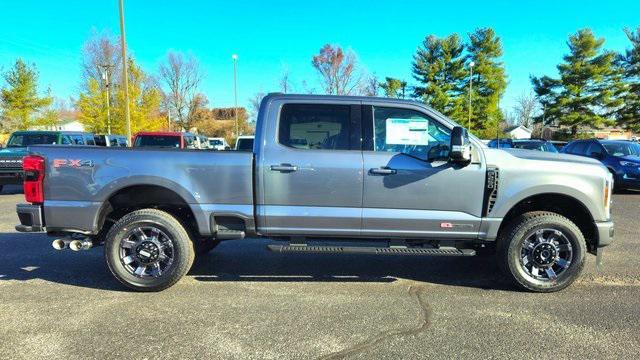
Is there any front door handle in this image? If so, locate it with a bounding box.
[369,167,397,175]
[270,164,298,172]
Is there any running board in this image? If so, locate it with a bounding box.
[267,245,475,256]
[216,230,245,240]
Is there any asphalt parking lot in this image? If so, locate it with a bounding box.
[1,185,639,359]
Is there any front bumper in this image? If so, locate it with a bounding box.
[15,203,44,232]
[594,221,614,247]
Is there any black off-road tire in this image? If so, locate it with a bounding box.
[497,211,586,293]
[104,209,195,292]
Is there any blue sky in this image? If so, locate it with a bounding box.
[1,0,639,113]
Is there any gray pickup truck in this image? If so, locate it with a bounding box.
[16,94,614,292]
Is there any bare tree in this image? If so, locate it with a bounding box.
[81,30,120,89]
[158,51,205,130]
[358,73,379,97]
[249,92,266,122]
[513,91,538,129]
[311,44,361,95]
[279,68,292,93]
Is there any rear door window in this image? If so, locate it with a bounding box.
[278,104,351,150]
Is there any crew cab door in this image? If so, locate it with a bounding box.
[361,104,485,239]
[257,101,363,236]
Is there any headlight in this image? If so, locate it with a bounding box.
[619,161,640,167]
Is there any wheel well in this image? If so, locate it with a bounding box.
[498,193,597,250]
[97,185,199,238]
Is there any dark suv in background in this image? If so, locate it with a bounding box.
[0,131,95,193]
[562,139,640,190]
[487,138,559,152]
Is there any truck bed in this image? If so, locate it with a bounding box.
[28,145,254,234]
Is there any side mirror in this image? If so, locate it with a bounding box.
[449,126,471,164]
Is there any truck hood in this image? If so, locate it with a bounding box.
[499,148,603,166]
[0,147,29,158]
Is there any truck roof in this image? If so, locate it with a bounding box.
[11,130,91,135]
[264,92,423,106]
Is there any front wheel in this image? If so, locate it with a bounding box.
[105,209,195,292]
[498,211,586,292]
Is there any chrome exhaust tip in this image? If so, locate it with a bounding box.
[52,239,68,250]
[69,239,93,251]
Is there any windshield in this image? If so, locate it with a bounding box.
[134,135,181,148]
[236,138,254,151]
[602,142,640,157]
[209,139,223,146]
[7,133,59,147]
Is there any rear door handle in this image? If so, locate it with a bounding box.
[369,167,397,175]
[270,164,298,172]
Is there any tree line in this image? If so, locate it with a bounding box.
[0,31,251,144]
[304,27,640,138]
[2,26,639,141]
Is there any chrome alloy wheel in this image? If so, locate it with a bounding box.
[119,226,174,278]
[519,228,573,281]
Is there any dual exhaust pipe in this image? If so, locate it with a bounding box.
[52,238,94,251]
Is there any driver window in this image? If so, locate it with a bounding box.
[587,142,603,157]
[372,106,451,160]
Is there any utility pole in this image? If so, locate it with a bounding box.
[119,0,131,140]
[232,54,239,138]
[100,64,113,134]
[468,61,475,130]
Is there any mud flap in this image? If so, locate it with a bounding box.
[596,247,604,273]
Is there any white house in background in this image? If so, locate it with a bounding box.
[30,118,85,132]
[504,125,532,139]
[55,119,85,132]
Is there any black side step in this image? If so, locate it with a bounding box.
[267,245,475,256]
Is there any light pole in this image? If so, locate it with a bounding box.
[468,61,475,130]
[100,64,113,134]
[119,0,131,140]
[232,54,239,138]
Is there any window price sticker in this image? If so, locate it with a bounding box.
[385,118,429,145]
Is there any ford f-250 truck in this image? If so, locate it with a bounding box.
[15,94,614,292]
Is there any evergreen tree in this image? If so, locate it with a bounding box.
[0,59,52,130]
[617,27,640,131]
[379,77,407,98]
[466,28,507,138]
[412,34,467,121]
[531,29,623,134]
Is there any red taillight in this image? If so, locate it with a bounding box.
[23,155,45,204]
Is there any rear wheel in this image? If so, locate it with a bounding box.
[498,211,586,292]
[105,209,195,292]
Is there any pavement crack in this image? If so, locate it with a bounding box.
[319,285,431,360]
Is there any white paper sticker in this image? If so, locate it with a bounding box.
[385,118,429,145]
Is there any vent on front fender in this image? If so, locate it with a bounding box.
[483,166,499,216]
